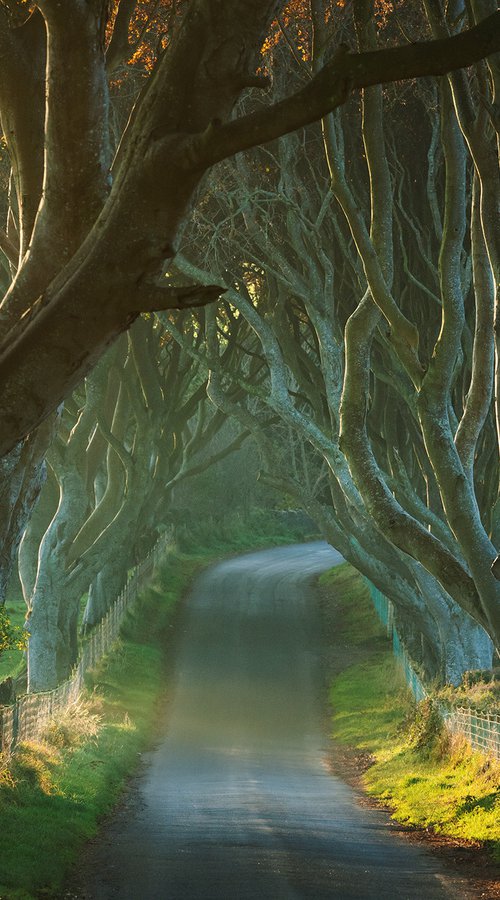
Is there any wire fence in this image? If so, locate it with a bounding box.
[444,706,500,758]
[366,580,500,760]
[0,533,170,754]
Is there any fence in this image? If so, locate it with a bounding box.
[444,706,500,758]
[366,580,500,760]
[0,533,170,754]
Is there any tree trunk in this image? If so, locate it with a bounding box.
[0,417,57,605]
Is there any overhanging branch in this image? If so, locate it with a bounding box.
[189,12,500,167]
[133,283,227,313]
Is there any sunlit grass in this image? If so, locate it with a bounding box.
[365,743,500,846]
[0,564,184,899]
[324,563,500,861]
[331,656,407,754]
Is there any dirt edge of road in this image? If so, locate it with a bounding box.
[316,574,500,900]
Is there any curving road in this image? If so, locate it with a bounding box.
[70,543,473,899]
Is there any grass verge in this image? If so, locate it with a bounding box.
[0,560,184,900]
[321,563,500,863]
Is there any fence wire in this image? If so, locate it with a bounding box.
[0,534,169,754]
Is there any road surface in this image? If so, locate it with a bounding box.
[70,542,473,899]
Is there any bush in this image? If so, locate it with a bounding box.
[403,699,448,758]
[0,607,27,654]
[437,668,500,714]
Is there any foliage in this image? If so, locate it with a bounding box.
[107,0,188,78]
[175,507,316,556]
[0,606,27,655]
[437,671,500,715]
[401,699,448,758]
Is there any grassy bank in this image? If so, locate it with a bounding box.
[0,514,310,899]
[321,564,500,861]
[0,559,185,900]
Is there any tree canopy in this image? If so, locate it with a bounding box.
[0,0,498,455]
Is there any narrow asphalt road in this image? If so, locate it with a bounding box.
[70,543,473,899]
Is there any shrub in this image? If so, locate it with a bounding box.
[403,698,448,757]
[0,607,27,654]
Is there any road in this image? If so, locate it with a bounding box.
[70,542,473,899]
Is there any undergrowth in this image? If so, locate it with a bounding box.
[437,671,500,713]
[176,507,316,556]
[323,564,500,862]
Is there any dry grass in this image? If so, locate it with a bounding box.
[41,698,102,749]
[0,752,16,790]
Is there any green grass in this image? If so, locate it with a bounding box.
[324,564,500,861]
[319,563,389,647]
[331,656,407,754]
[365,738,500,847]
[0,564,183,899]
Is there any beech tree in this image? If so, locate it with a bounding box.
[167,0,500,679]
[20,315,247,691]
[0,1,498,455]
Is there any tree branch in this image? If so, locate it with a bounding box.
[188,12,500,168]
[105,0,137,73]
[133,283,227,312]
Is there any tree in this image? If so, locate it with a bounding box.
[0,0,498,682]
[0,1,498,456]
[20,314,248,691]
[167,0,500,678]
